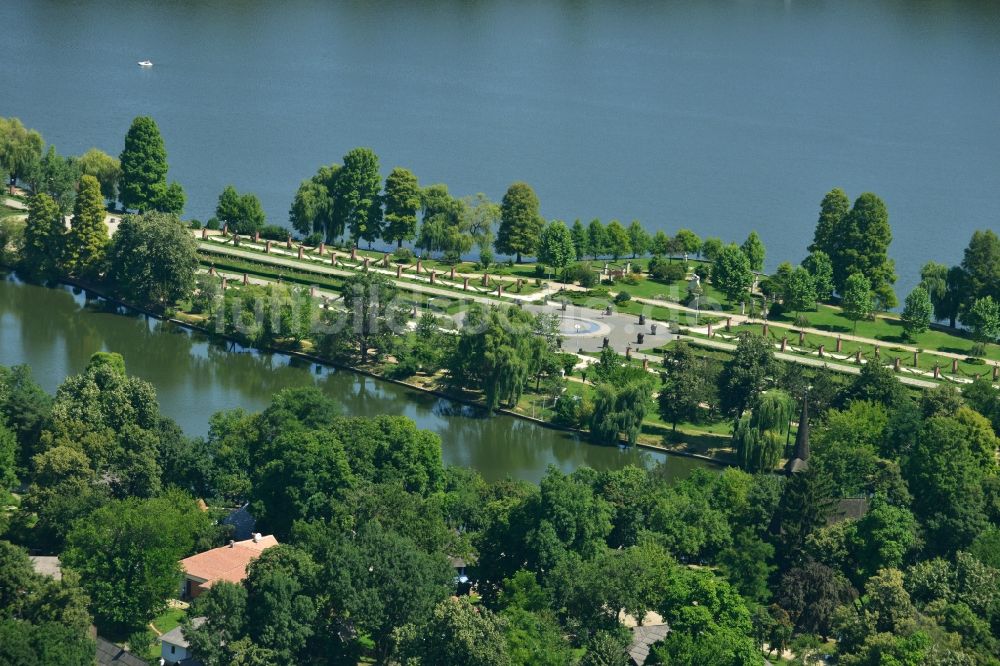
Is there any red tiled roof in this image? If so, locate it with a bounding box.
[180,536,278,586]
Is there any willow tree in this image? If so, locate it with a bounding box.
[733,390,795,472]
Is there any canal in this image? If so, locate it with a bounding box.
[0,275,713,483]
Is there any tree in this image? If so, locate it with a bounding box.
[674,228,702,256]
[335,147,383,246]
[775,465,836,566]
[0,620,95,666]
[658,342,709,431]
[627,220,649,258]
[183,581,248,666]
[959,229,1000,306]
[719,332,777,418]
[76,147,120,205]
[415,184,473,262]
[537,220,576,276]
[905,416,989,555]
[0,423,15,495]
[289,164,341,242]
[215,185,241,231]
[298,521,454,664]
[322,269,406,363]
[249,428,354,539]
[242,547,319,662]
[118,116,182,213]
[900,286,932,341]
[963,296,1000,346]
[604,220,630,260]
[0,117,44,192]
[778,560,855,639]
[63,491,213,633]
[462,193,501,257]
[496,182,543,262]
[64,175,109,278]
[732,390,794,472]
[34,145,81,213]
[851,500,919,581]
[106,211,199,306]
[397,597,511,666]
[20,192,65,280]
[650,230,670,257]
[802,250,834,302]
[586,219,607,259]
[839,192,896,305]
[383,167,420,247]
[158,181,186,215]
[712,243,754,305]
[570,219,589,259]
[842,273,873,334]
[590,378,654,446]
[783,266,816,317]
[809,187,850,261]
[236,192,265,235]
[919,261,963,327]
[700,237,724,262]
[741,231,766,272]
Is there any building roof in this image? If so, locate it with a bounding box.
[627,623,670,665]
[180,535,278,587]
[829,497,871,524]
[95,637,148,666]
[29,555,62,580]
[159,617,206,649]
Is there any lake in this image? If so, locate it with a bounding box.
[1,0,998,298]
[0,275,711,483]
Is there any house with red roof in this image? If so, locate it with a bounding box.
[179,533,277,599]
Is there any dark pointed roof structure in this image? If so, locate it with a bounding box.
[785,397,810,474]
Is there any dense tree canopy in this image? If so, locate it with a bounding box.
[106,211,199,306]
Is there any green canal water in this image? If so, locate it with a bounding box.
[0,276,712,483]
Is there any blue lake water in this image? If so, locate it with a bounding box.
[2,0,999,297]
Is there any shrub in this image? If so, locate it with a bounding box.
[621,273,643,286]
[393,247,415,264]
[303,232,324,247]
[205,217,220,230]
[386,356,419,379]
[589,286,611,299]
[562,263,598,288]
[534,264,547,278]
[794,314,810,328]
[613,291,631,305]
[648,256,687,282]
[970,342,987,358]
[188,219,202,229]
[260,224,288,241]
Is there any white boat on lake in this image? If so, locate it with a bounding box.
[137,60,153,67]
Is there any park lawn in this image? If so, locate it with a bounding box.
[773,303,1000,362]
[215,239,545,295]
[730,322,992,379]
[512,380,738,461]
[0,205,25,219]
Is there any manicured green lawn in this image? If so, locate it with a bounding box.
[772,304,999,362]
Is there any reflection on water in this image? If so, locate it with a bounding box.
[0,275,713,483]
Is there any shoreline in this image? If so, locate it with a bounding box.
[55,276,732,470]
